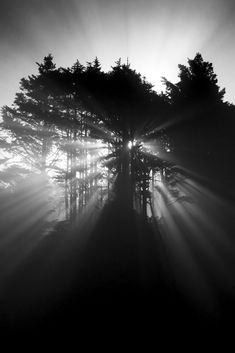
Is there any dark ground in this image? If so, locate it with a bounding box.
[1,116,235,343]
[0,195,234,343]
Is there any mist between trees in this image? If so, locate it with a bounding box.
[0,52,234,231]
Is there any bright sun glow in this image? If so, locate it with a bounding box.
[127,140,137,149]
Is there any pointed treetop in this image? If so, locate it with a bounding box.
[36,54,56,75]
[163,52,225,104]
[71,60,84,73]
[86,57,102,73]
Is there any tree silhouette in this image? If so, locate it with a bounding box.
[1,51,235,338]
[161,53,235,202]
[162,53,225,115]
[2,52,232,224]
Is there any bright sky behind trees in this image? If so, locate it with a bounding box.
[0,0,235,108]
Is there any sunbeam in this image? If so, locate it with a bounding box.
[0,6,235,334]
[149,167,235,313]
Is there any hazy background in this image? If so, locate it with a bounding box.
[0,0,235,108]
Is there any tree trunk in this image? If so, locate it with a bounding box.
[116,138,133,212]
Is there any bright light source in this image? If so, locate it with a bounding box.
[127,139,137,149]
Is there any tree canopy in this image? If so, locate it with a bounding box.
[0,52,233,222]
[162,53,225,111]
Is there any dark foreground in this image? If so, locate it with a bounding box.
[0,198,234,342]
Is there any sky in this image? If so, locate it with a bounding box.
[0,0,235,108]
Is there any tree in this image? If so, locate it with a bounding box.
[161,53,235,203]
[162,53,225,110]
[1,55,172,222]
[89,60,169,213]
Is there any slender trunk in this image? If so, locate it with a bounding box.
[107,142,110,199]
[117,137,132,211]
[41,124,49,176]
[84,124,88,204]
[142,174,147,218]
[65,141,69,221]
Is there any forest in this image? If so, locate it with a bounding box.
[0,53,235,336]
[1,53,234,221]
